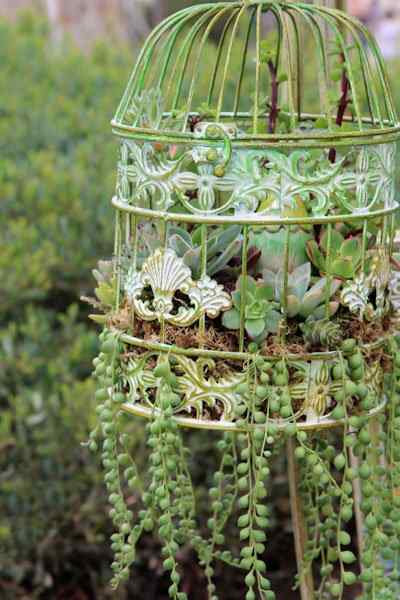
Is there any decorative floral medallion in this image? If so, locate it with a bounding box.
[124,248,232,326]
[290,360,343,421]
[341,245,391,320]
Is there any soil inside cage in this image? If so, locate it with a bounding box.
[107,303,395,355]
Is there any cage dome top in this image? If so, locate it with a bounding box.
[112,0,400,147]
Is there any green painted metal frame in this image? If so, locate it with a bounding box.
[107,0,400,427]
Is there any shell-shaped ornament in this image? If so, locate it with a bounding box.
[125,248,232,327]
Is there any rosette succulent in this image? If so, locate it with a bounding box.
[250,228,313,275]
[222,275,281,341]
[262,262,341,319]
[82,259,117,319]
[168,224,242,279]
[301,318,343,349]
[306,229,362,280]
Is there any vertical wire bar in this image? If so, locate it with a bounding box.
[382,215,389,254]
[361,219,368,273]
[198,225,208,344]
[130,214,138,332]
[171,14,213,119]
[324,224,333,319]
[289,7,332,130]
[310,7,363,130]
[389,211,396,258]
[114,210,122,312]
[264,6,283,132]
[159,217,169,344]
[285,9,302,122]
[355,20,397,124]
[233,8,255,117]
[275,7,297,130]
[207,10,239,108]
[281,226,291,344]
[158,11,203,91]
[287,438,315,600]
[348,29,380,126]
[216,6,246,123]
[239,225,249,353]
[140,7,205,90]
[184,7,231,124]
[349,440,365,560]
[161,218,168,251]
[125,213,131,247]
[252,4,262,135]
[162,10,210,113]
[330,13,383,126]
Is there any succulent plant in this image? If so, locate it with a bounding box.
[301,318,343,349]
[250,228,313,275]
[222,275,281,341]
[168,224,242,279]
[81,260,118,321]
[262,262,341,319]
[306,229,362,280]
[92,260,117,308]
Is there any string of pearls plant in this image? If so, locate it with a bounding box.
[87,330,400,599]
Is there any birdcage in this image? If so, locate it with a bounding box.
[89,2,400,598]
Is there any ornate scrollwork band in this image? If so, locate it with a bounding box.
[116,135,396,218]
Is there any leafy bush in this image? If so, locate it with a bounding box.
[0,13,135,598]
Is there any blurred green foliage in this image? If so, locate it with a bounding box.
[1,11,399,600]
[0,12,133,598]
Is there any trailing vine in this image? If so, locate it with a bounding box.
[87,330,400,599]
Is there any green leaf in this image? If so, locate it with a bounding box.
[222,309,241,330]
[312,301,339,320]
[183,247,202,278]
[289,262,311,300]
[343,571,357,585]
[287,295,301,318]
[191,225,203,245]
[262,269,276,294]
[265,310,282,334]
[168,226,192,246]
[95,282,116,307]
[169,233,193,257]
[340,551,356,564]
[339,531,351,546]
[246,318,266,339]
[208,238,241,276]
[331,257,355,279]
[251,229,311,274]
[232,290,242,309]
[315,117,329,129]
[320,229,344,255]
[89,314,108,324]
[238,274,257,296]
[306,240,326,272]
[340,238,361,263]
[255,283,274,302]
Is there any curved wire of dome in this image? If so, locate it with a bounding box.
[113,0,399,140]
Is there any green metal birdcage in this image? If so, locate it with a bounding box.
[88,2,400,599]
